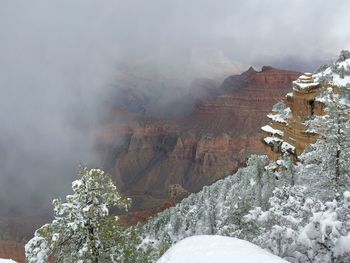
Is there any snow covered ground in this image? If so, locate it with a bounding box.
[157,235,287,263]
[314,57,350,88]
[0,259,17,263]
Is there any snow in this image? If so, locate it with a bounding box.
[267,113,287,123]
[339,97,350,107]
[344,191,350,200]
[267,107,291,124]
[281,141,295,153]
[264,136,283,145]
[292,73,320,90]
[331,75,350,87]
[157,235,287,263]
[313,58,350,87]
[72,179,83,190]
[0,259,17,263]
[276,159,285,166]
[315,92,328,103]
[335,236,350,256]
[261,125,284,136]
[337,59,350,68]
[293,81,319,90]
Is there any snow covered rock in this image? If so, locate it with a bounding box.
[157,235,287,263]
[261,125,284,137]
[293,73,320,91]
[267,102,291,124]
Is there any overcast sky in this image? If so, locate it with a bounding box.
[0,0,349,216]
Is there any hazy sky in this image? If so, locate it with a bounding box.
[0,0,349,216]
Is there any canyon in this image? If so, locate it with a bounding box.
[97,66,301,212]
[0,67,301,262]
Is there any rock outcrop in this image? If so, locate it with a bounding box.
[262,52,350,161]
[261,73,324,160]
[97,67,301,211]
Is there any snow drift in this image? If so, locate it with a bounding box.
[157,235,287,263]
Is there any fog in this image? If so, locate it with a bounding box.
[0,0,349,218]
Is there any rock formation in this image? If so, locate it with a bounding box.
[262,52,350,161]
[97,67,301,212]
[261,73,324,160]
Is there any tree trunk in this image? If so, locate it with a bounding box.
[88,224,99,263]
[335,112,341,188]
[335,148,340,183]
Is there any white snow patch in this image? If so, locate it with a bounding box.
[261,125,284,136]
[276,159,285,166]
[293,74,319,90]
[267,108,291,124]
[72,179,83,190]
[250,178,256,186]
[293,81,319,90]
[264,137,283,145]
[0,259,17,263]
[335,236,350,256]
[314,58,350,87]
[281,141,295,153]
[339,97,350,107]
[157,235,287,263]
[332,75,350,87]
[267,113,286,124]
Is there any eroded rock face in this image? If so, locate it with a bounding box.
[262,74,326,161]
[97,67,301,211]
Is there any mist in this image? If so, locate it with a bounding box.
[0,0,349,219]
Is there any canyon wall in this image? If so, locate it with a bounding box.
[97,67,301,211]
[0,67,301,260]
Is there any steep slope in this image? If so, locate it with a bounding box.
[97,67,301,211]
[141,67,350,262]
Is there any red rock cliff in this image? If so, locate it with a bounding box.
[97,67,301,211]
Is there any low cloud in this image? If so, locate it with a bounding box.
[0,0,349,217]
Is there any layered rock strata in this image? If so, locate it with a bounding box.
[97,67,301,211]
[262,73,325,160]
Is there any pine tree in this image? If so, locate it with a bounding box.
[337,50,350,62]
[25,167,144,263]
[142,155,278,259]
[340,66,345,79]
[300,89,350,200]
[246,187,350,262]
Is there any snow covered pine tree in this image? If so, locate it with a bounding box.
[301,88,350,200]
[246,187,350,262]
[25,167,139,263]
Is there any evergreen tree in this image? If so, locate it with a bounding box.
[300,89,350,199]
[246,187,350,262]
[25,167,148,263]
[340,66,345,79]
[337,50,350,63]
[142,155,279,260]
